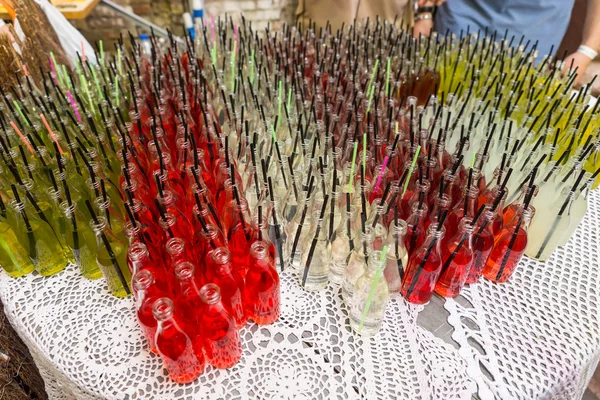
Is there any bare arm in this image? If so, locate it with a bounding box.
[563,0,600,84]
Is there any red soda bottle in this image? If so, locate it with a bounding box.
[400,223,446,304]
[244,241,280,325]
[128,242,171,296]
[199,283,243,368]
[206,247,248,328]
[152,298,205,383]
[435,218,474,297]
[483,205,533,283]
[466,208,494,284]
[132,270,165,353]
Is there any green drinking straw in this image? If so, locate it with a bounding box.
[358,246,389,333]
[231,41,237,91]
[347,142,359,191]
[50,52,63,85]
[277,80,283,128]
[211,40,217,65]
[90,65,102,97]
[80,74,94,114]
[13,101,29,127]
[402,145,421,197]
[115,76,120,108]
[470,151,476,169]
[271,125,278,143]
[287,87,292,112]
[62,65,72,90]
[366,85,375,113]
[385,58,391,97]
[99,40,104,67]
[366,59,379,97]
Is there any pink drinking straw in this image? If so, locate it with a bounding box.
[374,155,390,192]
[81,41,86,62]
[66,90,82,123]
[48,56,58,85]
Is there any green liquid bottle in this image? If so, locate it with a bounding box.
[0,219,35,277]
[90,217,132,298]
[10,200,68,276]
[61,202,102,280]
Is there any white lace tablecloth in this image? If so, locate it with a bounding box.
[1,190,599,399]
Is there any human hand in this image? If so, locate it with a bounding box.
[413,19,433,38]
[562,51,593,86]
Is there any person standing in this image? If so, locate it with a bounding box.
[296,0,447,37]
[435,0,600,83]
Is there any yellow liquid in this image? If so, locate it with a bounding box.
[28,220,69,276]
[37,201,75,265]
[0,222,35,277]
[96,240,132,297]
[66,223,102,280]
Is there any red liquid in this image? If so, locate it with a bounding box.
[435,244,473,297]
[155,319,205,383]
[483,228,528,283]
[200,303,242,369]
[244,258,280,325]
[466,228,494,284]
[228,223,251,276]
[205,259,248,329]
[400,245,443,304]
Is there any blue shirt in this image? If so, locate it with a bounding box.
[435,0,575,59]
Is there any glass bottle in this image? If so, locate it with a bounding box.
[244,241,281,325]
[299,212,330,291]
[435,218,475,297]
[405,202,428,255]
[483,205,533,283]
[199,283,243,369]
[94,196,128,245]
[194,222,226,271]
[0,217,35,277]
[342,226,374,304]
[349,250,390,336]
[166,238,194,274]
[153,297,205,383]
[525,188,572,261]
[173,262,205,332]
[285,190,313,272]
[267,197,287,271]
[206,247,248,328]
[400,223,446,304]
[446,186,478,240]
[61,201,102,279]
[127,242,171,296]
[222,198,252,275]
[329,205,359,284]
[132,269,165,353]
[383,220,408,295]
[466,209,494,284]
[250,212,277,263]
[10,199,69,276]
[90,216,132,297]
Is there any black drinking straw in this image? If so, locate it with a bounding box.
[371,181,392,229]
[440,203,486,276]
[287,157,299,201]
[85,199,130,294]
[405,209,450,299]
[328,166,338,241]
[494,167,537,281]
[11,185,36,262]
[154,198,175,238]
[258,205,263,241]
[301,193,329,287]
[291,176,316,262]
[535,168,590,258]
[268,176,285,271]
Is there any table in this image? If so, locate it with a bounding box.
[0,0,100,20]
[1,189,599,399]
